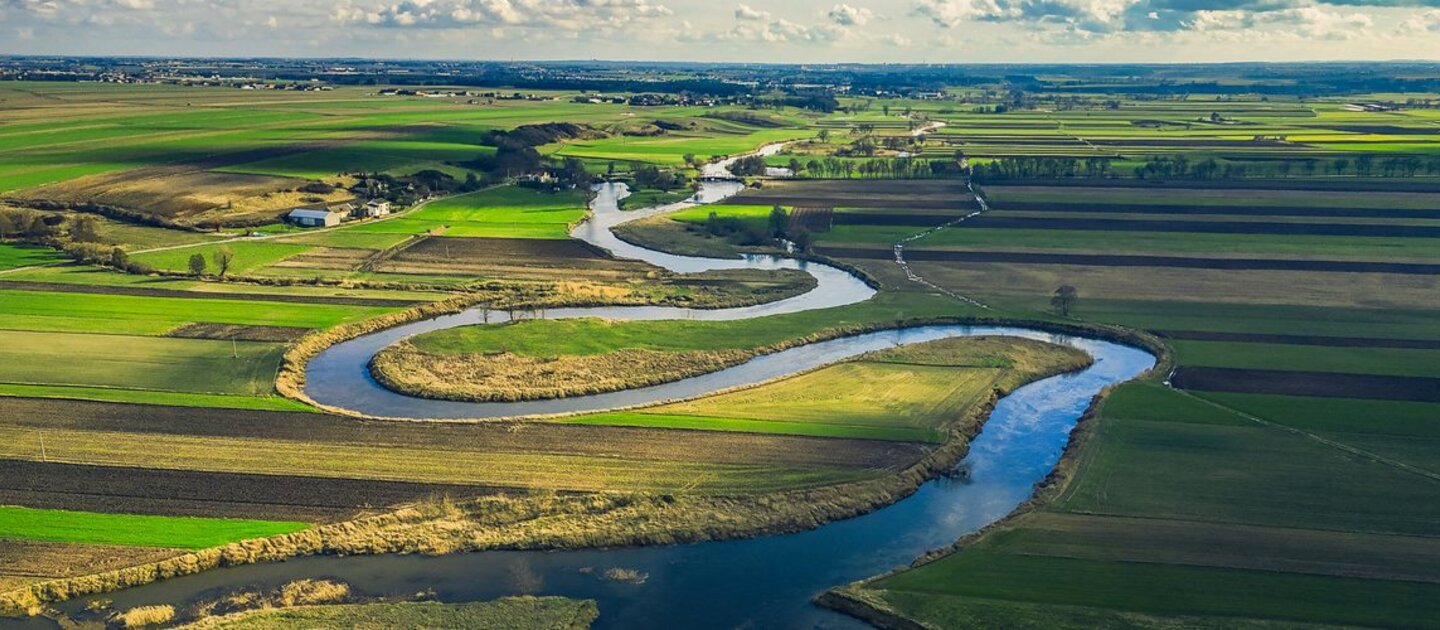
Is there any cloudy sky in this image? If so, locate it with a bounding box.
[2,0,1438,62]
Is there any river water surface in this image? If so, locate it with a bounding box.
[27,153,1155,628]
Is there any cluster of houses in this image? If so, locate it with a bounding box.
[286,199,392,228]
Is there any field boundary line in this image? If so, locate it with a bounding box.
[892,180,989,308]
[1172,388,1440,484]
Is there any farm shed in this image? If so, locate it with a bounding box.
[287,208,343,227]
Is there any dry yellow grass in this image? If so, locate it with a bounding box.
[372,345,753,402]
[913,261,1440,310]
[116,604,176,628]
[23,167,355,225]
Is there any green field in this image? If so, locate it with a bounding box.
[0,243,63,271]
[0,506,307,549]
[561,336,1087,442]
[0,289,395,335]
[0,330,286,396]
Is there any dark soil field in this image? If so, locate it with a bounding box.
[788,207,834,233]
[384,236,655,278]
[833,212,969,227]
[0,459,500,522]
[816,247,1440,275]
[727,179,974,210]
[1171,367,1440,402]
[166,323,312,343]
[962,216,1440,238]
[989,201,1440,219]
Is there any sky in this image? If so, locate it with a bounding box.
[1,0,1439,63]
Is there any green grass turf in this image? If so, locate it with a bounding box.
[0,243,63,270]
[1194,392,1440,438]
[0,506,308,549]
[874,551,1440,629]
[0,289,396,336]
[132,241,314,275]
[0,331,287,396]
[1060,386,1440,537]
[401,186,588,239]
[1066,299,1440,340]
[1169,340,1440,378]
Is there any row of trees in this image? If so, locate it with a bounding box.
[973,154,1440,182]
[0,208,154,275]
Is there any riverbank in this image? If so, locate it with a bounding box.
[0,332,1110,616]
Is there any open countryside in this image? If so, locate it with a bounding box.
[0,17,1438,630]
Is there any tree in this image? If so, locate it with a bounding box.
[768,205,789,239]
[1050,285,1079,317]
[817,129,831,144]
[789,227,811,252]
[188,253,207,276]
[212,247,234,277]
[682,153,697,168]
[68,215,100,243]
[1355,155,1374,177]
[108,247,129,271]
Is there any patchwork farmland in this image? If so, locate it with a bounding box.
[0,65,1437,629]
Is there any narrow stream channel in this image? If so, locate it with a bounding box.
[23,151,1157,629]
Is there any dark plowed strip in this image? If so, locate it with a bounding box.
[962,216,1440,238]
[166,322,311,342]
[833,212,969,227]
[990,201,1440,220]
[815,247,1440,275]
[1155,330,1440,350]
[0,280,425,307]
[981,180,1440,193]
[0,459,502,522]
[1171,368,1440,403]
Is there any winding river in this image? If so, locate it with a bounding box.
[35,151,1156,628]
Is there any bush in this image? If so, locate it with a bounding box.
[115,604,175,628]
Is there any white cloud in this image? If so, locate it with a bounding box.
[332,0,672,31]
[1399,7,1440,32]
[827,3,873,24]
[734,3,768,20]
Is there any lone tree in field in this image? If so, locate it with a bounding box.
[1051,285,1079,317]
[213,247,234,277]
[188,253,207,276]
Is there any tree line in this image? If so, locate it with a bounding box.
[972,154,1440,182]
